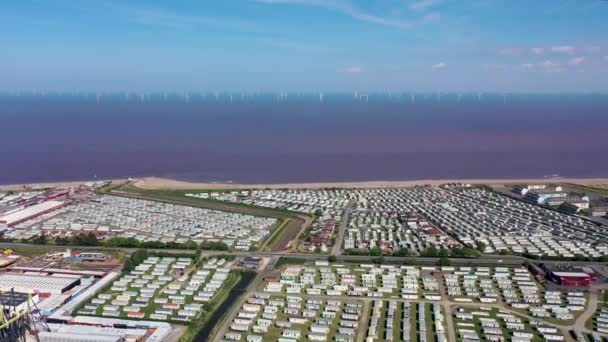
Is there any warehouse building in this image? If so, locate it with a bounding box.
[0,200,64,227]
[0,273,80,294]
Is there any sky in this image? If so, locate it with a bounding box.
[2,0,608,92]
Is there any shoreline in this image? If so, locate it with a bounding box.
[2,176,608,191]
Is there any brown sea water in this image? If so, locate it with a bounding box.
[1,93,607,184]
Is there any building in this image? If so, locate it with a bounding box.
[591,206,608,217]
[0,291,36,313]
[547,272,593,287]
[74,252,108,262]
[524,189,568,205]
[541,264,597,287]
[0,200,64,227]
[513,184,547,195]
[547,196,588,207]
[0,273,80,295]
[239,256,262,270]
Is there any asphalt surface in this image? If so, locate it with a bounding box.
[331,199,354,256]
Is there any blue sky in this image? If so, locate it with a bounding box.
[2,0,608,92]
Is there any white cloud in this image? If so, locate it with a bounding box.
[253,0,412,28]
[531,47,544,55]
[431,62,446,70]
[539,60,563,72]
[568,56,585,66]
[410,0,442,11]
[551,45,575,54]
[341,66,363,74]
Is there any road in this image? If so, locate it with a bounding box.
[209,262,608,342]
[7,242,608,268]
[6,239,608,341]
[574,291,599,332]
[210,288,608,342]
[211,257,277,341]
[332,200,354,256]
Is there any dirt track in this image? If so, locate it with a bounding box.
[273,216,312,252]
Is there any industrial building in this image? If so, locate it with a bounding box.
[0,273,80,295]
[546,272,594,287]
[0,200,64,227]
[541,264,598,287]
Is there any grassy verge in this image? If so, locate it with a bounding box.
[109,183,306,218]
[261,218,291,251]
[274,257,307,269]
[179,270,242,342]
[2,244,66,256]
[564,183,608,196]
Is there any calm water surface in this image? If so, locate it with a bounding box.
[1,94,607,184]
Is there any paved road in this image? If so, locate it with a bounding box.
[331,200,354,256]
[8,242,605,267]
[212,279,608,342]
[575,291,598,331]
[211,260,275,342]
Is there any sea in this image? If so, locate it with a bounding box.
[1,93,607,185]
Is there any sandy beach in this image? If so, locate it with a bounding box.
[131,176,608,190]
[0,179,129,191]
[2,176,608,191]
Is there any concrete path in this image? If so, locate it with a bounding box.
[331,200,354,256]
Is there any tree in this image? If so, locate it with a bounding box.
[436,257,451,266]
[345,248,370,256]
[392,248,410,257]
[462,247,481,257]
[422,247,439,257]
[55,236,69,246]
[32,232,48,245]
[84,232,99,246]
[370,247,383,256]
[475,241,487,252]
[328,255,337,263]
